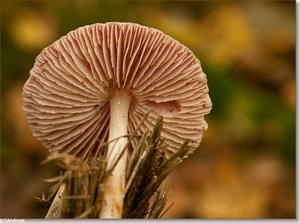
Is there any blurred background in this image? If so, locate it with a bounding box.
[1,1,296,219]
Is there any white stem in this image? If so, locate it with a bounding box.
[100,89,132,218]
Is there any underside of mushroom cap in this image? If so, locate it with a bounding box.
[22,22,212,160]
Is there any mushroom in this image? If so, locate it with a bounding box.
[22,22,212,218]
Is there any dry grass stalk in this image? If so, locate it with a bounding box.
[37,116,194,218]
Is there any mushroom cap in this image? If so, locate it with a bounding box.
[22,22,212,160]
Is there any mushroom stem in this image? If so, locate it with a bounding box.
[100,89,132,218]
